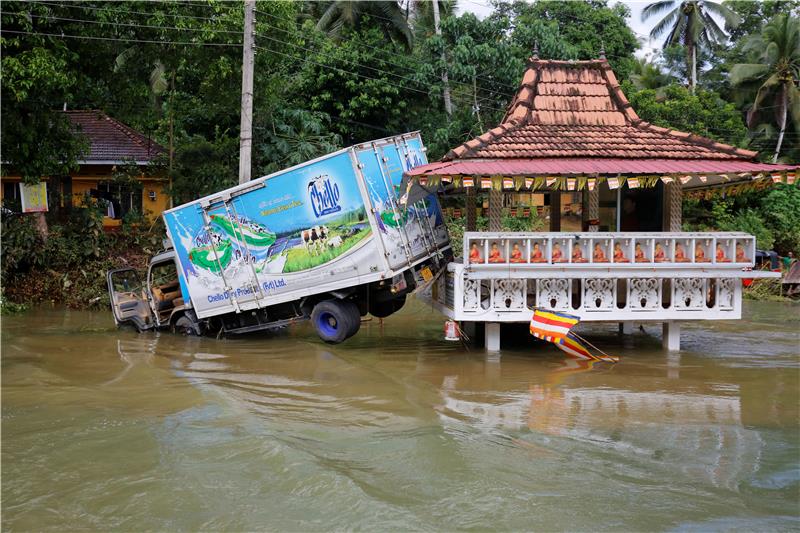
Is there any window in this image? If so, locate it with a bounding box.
[97,181,143,219]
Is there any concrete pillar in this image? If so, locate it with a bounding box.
[485,322,501,352]
[488,188,502,232]
[585,187,599,232]
[662,321,680,351]
[667,352,681,379]
[618,322,633,335]
[466,186,477,231]
[662,181,682,232]
[549,191,561,232]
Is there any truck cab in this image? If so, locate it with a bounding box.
[107,249,195,334]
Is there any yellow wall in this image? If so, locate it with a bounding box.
[1,166,169,226]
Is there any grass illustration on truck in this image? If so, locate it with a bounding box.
[107,133,451,343]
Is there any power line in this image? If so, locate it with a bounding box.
[1,10,243,36]
[255,8,519,97]
[30,1,235,24]
[11,1,518,104]
[253,31,508,113]
[0,28,241,46]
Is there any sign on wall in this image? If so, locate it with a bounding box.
[20,183,48,213]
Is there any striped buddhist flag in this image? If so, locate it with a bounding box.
[554,332,594,359]
[463,177,474,188]
[480,177,492,189]
[529,309,580,342]
[607,177,619,189]
[555,332,619,363]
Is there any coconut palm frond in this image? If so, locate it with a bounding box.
[730,63,770,85]
[700,0,741,29]
[642,0,677,22]
[149,61,168,96]
[699,11,727,45]
[375,0,413,48]
[114,47,137,72]
[650,8,680,40]
[788,82,800,130]
[664,13,687,48]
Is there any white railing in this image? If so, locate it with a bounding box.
[463,232,757,268]
[423,232,779,323]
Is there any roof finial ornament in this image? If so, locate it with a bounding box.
[532,41,539,60]
[599,41,606,60]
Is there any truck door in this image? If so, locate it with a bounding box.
[356,146,415,270]
[107,268,155,332]
[203,198,267,310]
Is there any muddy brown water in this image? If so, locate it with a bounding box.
[2,299,799,531]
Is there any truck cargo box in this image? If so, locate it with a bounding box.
[162,132,449,320]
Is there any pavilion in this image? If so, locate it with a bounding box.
[406,54,797,234]
[405,53,796,352]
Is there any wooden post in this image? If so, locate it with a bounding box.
[662,181,682,232]
[586,187,599,232]
[488,188,502,231]
[549,191,561,232]
[466,186,476,231]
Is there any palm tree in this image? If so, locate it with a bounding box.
[630,56,674,91]
[642,0,740,92]
[731,14,800,163]
[315,1,413,49]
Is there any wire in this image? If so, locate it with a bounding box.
[9,2,518,105]
[0,10,243,36]
[30,0,234,24]
[0,29,241,46]
[255,7,520,97]
[253,31,508,114]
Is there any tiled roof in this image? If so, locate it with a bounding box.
[64,110,164,164]
[444,58,758,162]
[406,158,799,179]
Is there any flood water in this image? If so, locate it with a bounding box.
[2,299,799,531]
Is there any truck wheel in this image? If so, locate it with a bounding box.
[174,315,202,336]
[311,300,358,344]
[369,295,406,318]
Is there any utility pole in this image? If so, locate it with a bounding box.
[238,0,255,184]
[431,0,452,116]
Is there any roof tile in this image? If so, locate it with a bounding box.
[63,110,164,163]
[442,59,758,163]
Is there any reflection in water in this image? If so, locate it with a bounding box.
[2,300,799,531]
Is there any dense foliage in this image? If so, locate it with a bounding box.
[1,0,799,307]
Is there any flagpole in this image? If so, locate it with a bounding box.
[571,332,618,363]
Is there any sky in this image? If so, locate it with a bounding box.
[456,0,671,59]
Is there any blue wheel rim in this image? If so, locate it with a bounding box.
[317,311,338,336]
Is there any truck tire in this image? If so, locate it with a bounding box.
[369,294,406,318]
[311,300,359,344]
[173,315,202,336]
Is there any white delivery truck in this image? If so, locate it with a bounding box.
[107,132,451,343]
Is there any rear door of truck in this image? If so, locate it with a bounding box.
[355,134,446,270]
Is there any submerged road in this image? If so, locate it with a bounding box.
[2,299,799,531]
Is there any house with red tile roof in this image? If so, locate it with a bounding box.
[1,110,169,227]
[407,56,797,233]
